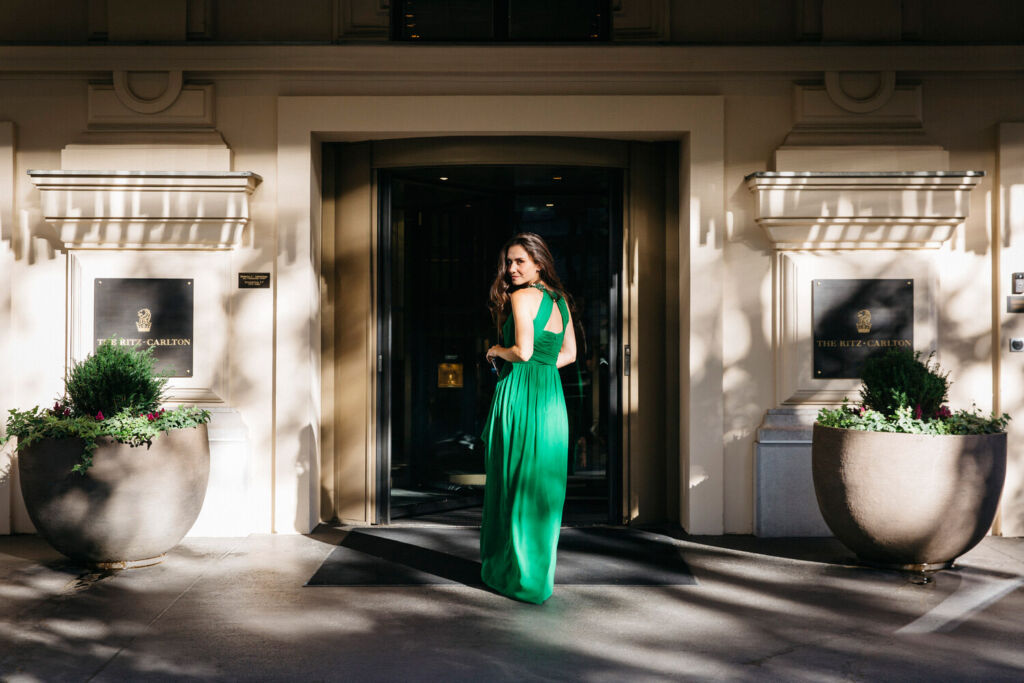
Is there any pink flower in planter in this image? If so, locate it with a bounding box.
[935,406,952,419]
[914,405,923,420]
[146,413,156,422]
[95,411,104,421]
[858,406,866,417]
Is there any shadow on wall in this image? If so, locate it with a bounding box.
[297,423,316,533]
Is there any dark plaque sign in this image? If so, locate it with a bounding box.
[813,279,913,379]
[94,278,194,377]
[238,272,270,289]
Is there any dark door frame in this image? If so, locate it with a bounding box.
[376,172,395,524]
[375,164,624,526]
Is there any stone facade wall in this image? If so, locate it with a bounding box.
[1,29,1024,534]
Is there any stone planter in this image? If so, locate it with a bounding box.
[18,425,210,568]
[812,424,1006,571]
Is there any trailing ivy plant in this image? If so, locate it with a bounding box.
[1,339,210,474]
[817,349,1009,436]
[817,401,1009,435]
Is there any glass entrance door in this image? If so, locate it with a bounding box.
[378,165,622,524]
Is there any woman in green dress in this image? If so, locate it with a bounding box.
[481,232,577,604]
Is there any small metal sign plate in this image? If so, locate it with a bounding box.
[238,272,270,289]
[813,279,913,379]
[94,278,194,377]
[438,362,464,388]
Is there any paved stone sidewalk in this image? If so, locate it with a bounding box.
[1,528,1022,681]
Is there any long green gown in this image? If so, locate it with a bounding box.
[480,284,570,604]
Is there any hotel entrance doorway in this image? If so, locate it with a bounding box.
[378,164,623,524]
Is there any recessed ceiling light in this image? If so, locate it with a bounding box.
[545,203,555,207]
[552,176,563,180]
[439,176,449,181]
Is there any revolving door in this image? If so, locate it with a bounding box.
[378,164,622,524]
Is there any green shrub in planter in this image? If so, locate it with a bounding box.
[65,338,167,418]
[2,339,211,473]
[818,349,1008,435]
[859,349,949,418]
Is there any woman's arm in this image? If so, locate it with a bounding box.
[486,288,538,364]
[555,306,577,369]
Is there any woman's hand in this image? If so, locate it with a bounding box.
[486,345,503,363]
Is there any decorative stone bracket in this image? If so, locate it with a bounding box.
[746,171,984,250]
[28,170,261,250]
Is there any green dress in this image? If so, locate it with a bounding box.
[480,284,570,604]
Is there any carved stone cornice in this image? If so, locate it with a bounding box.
[3,45,1024,75]
[745,171,984,250]
[27,170,261,250]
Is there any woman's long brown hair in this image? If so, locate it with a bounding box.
[488,232,575,340]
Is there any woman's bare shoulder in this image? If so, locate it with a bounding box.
[509,287,543,318]
[509,287,542,303]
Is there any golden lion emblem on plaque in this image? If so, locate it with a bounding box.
[856,309,871,334]
[136,308,152,333]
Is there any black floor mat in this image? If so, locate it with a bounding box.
[306,527,697,587]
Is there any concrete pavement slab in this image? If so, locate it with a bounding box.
[0,528,1021,681]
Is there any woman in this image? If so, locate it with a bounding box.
[480,232,577,604]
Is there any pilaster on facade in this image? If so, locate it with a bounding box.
[0,122,14,535]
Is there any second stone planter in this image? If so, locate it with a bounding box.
[18,425,211,568]
[811,424,1007,570]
